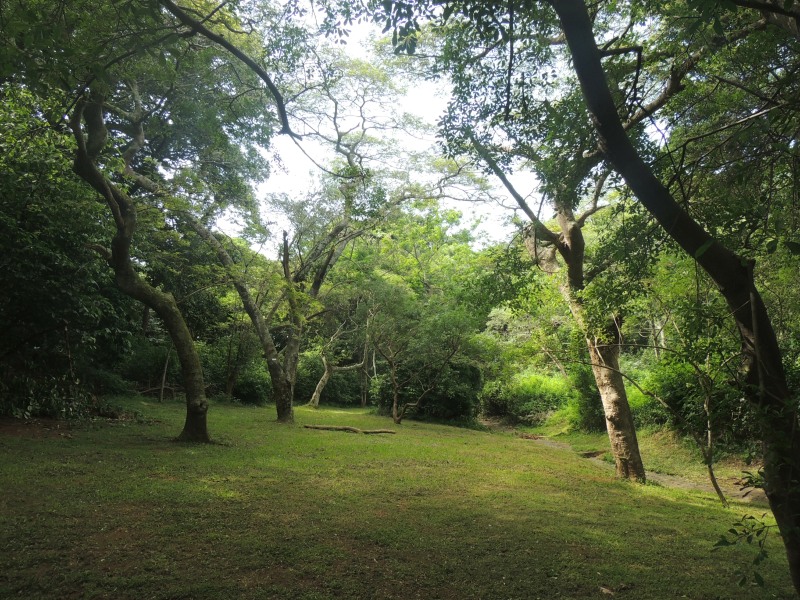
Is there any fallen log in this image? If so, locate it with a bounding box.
[303,425,396,434]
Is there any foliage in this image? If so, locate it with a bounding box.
[0,86,142,414]
[564,365,606,433]
[294,352,363,406]
[481,369,573,425]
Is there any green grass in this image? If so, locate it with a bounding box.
[530,419,759,487]
[0,397,794,599]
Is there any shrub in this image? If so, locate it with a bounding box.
[231,360,272,405]
[119,337,179,391]
[0,372,93,420]
[564,365,606,432]
[371,362,481,421]
[632,360,758,451]
[626,384,670,429]
[481,370,572,425]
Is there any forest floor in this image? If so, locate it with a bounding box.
[0,398,793,600]
[479,418,768,505]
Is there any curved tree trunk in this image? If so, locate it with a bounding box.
[309,355,333,408]
[551,0,800,591]
[187,216,295,422]
[69,95,209,442]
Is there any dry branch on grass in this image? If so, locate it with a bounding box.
[303,424,396,434]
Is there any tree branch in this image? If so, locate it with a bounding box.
[158,0,298,137]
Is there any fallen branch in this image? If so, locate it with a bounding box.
[303,425,396,434]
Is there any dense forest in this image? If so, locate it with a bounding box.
[2,0,800,596]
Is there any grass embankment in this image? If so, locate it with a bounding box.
[0,398,794,599]
[531,419,760,490]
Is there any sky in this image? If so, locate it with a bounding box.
[249,20,541,248]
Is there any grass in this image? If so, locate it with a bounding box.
[530,419,759,488]
[0,396,795,599]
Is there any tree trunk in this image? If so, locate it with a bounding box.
[389,360,402,424]
[360,364,369,407]
[69,96,209,443]
[551,0,800,591]
[586,330,646,481]
[272,370,294,423]
[309,355,333,408]
[187,216,294,422]
[475,130,646,481]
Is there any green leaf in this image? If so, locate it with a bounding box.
[784,240,800,254]
[765,238,778,254]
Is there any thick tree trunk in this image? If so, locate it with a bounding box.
[586,331,646,481]
[112,233,210,442]
[551,0,800,591]
[70,96,210,443]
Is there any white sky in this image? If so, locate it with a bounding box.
[241,20,541,248]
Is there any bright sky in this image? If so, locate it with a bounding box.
[246,19,541,248]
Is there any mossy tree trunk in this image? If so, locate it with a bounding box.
[69,92,209,442]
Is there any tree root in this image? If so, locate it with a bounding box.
[303,425,396,434]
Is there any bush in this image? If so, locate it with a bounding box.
[563,365,606,432]
[416,363,481,420]
[481,370,572,425]
[627,385,670,429]
[231,360,272,405]
[76,364,134,396]
[631,360,757,451]
[0,372,93,420]
[119,337,179,390]
[371,362,481,422]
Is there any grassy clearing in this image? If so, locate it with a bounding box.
[0,397,794,599]
[530,420,759,489]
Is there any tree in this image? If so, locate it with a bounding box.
[0,86,139,417]
[321,0,800,590]
[1,0,301,440]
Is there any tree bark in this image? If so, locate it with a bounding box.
[309,354,333,408]
[474,132,646,480]
[586,328,646,481]
[187,216,294,422]
[550,0,800,591]
[69,95,209,442]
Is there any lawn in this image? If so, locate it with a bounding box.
[0,397,794,599]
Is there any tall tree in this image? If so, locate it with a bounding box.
[2,0,301,439]
[322,0,800,590]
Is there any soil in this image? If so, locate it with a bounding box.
[0,417,74,439]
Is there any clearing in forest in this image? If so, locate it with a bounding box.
[0,399,794,599]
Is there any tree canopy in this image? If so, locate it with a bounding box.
[3,0,800,594]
